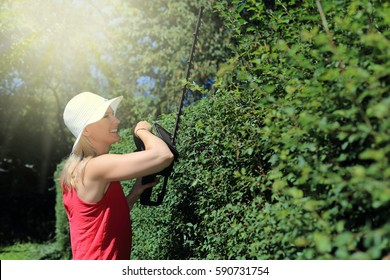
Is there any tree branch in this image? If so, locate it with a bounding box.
[316,0,345,71]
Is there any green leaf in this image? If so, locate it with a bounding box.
[313,233,332,253]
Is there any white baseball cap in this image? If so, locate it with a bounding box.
[63,92,123,151]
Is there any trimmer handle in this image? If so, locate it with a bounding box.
[133,123,179,206]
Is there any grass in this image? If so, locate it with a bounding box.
[0,242,63,260]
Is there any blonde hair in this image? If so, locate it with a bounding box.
[60,135,97,191]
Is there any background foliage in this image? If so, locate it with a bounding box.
[1,0,389,260]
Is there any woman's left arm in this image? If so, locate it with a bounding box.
[126,178,157,211]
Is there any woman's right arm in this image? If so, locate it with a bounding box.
[85,122,174,183]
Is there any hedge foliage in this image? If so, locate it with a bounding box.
[53,161,71,259]
[54,0,390,259]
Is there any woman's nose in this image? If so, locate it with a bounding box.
[113,115,120,124]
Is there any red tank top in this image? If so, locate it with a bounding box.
[62,181,132,260]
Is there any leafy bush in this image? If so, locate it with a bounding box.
[130,0,390,259]
[53,161,71,259]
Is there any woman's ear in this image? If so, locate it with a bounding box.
[82,125,91,137]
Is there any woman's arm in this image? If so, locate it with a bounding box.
[85,121,174,183]
[126,178,157,211]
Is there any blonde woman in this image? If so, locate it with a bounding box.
[60,92,174,260]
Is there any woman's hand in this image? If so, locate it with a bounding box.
[126,177,158,211]
[134,121,152,138]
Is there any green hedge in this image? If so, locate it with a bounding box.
[53,161,71,259]
[54,0,390,259]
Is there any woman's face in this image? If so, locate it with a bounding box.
[84,106,121,150]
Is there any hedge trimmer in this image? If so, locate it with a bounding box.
[133,7,203,206]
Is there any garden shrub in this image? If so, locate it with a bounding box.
[167,0,389,259]
[53,161,71,259]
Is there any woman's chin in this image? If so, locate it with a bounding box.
[109,133,121,143]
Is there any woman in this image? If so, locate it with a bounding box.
[60,91,174,260]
